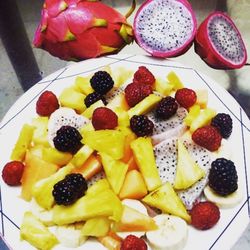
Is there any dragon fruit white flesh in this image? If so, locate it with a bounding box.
[33,0,134,60]
[133,0,197,58]
[195,11,247,69]
[154,137,212,209]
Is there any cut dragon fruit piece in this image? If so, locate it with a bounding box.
[195,11,247,69]
[133,0,197,58]
[154,137,212,209]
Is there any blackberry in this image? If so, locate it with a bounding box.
[53,126,82,154]
[130,115,154,137]
[52,173,88,205]
[211,113,232,138]
[90,71,114,94]
[209,158,238,196]
[155,96,178,120]
[84,92,106,108]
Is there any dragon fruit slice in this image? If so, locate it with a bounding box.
[195,11,247,69]
[48,107,89,146]
[148,107,187,145]
[154,137,212,209]
[33,0,134,60]
[133,0,197,58]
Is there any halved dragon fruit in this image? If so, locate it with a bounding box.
[195,11,247,69]
[154,137,212,209]
[133,0,197,58]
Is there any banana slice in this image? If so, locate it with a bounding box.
[146,214,188,250]
[204,185,243,208]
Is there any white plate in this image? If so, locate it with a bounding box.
[0,54,250,250]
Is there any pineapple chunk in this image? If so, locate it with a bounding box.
[82,130,125,160]
[184,104,200,126]
[86,179,111,196]
[100,153,128,194]
[82,100,105,119]
[32,117,50,147]
[128,94,161,118]
[130,137,162,191]
[11,124,35,161]
[59,87,86,113]
[142,182,191,222]
[196,89,208,108]
[42,147,72,166]
[74,76,93,95]
[174,140,205,189]
[167,71,184,90]
[155,77,174,96]
[98,235,121,250]
[20,212,58,250]
[32,164,75,209]
[107,93,129,112]
[111,67,133,87]
[115,107,130,127]
[81,217,111,237]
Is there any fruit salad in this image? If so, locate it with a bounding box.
[1,65,242,250]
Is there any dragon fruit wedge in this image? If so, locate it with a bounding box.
[33,0,134,61]
[194,11,247,69]
[133,0,197,58]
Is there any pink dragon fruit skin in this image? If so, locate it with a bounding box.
[33,0,133,60]
[194,11,247,69]
[133,0,197,58]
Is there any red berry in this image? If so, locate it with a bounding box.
[36,90,59,116]
[133,66,155,85]
[192,125,222,151]
[191,201,220,230]
[2,161,25,186]
[175,88,197,109]
[92,107,118,130]
[121,235,147,250]
[125,82,153,107]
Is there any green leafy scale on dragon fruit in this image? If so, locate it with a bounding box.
[154,137,212,209]
[48,107,89,146]
[133,0,197,58]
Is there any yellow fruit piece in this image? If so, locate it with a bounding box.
[82,100,105,119]
[190,107,216,132]
[52,188,122,225]
[20,212,58,250]
[29,145,43,158]
[112,67,133,87]
[167,71,184,90]
[196,89,208,108]
[98,235,121,250]
[114,107,130,127]
[81,217,111,237]
[100,153,128,194]
[142,182,191,223]
[32,164,75,210]
[86,179,111,196]
[59,87,86,113]
[82,130,125,160]
[42,147,72,166]
[32,117,50,147]
[131,137,162,191]
[107,93,129,112]
[74,76,93,95]
[174,140,205,189]
[155,77,174,96]
[128,94,162,119]
[113,205,157,232]
[119,170,148,200]
[184,104,201,127]
[70,144,94,168]
[11,124,35,161]
[79,122,94,135]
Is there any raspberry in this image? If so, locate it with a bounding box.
[133,66,155,85]
[155,96,178,119]
[84,92,106,108]
[209,158,238,196]
[2,161,25,186]
[192,125,222,151]
[92,107,118,130]
[36,90,59,116]
[211,113,233,138]
[52,173,88,205]
[90,71,114,94]
[53,126,82,153]
[191,201,220,230]
[121,235,147,250]
[175,88,197,109]
[125,82,153,107]
[130,115,154,137]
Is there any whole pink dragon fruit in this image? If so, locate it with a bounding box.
[33,0,134,60]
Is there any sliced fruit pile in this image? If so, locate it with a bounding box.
[2,65,241,250]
